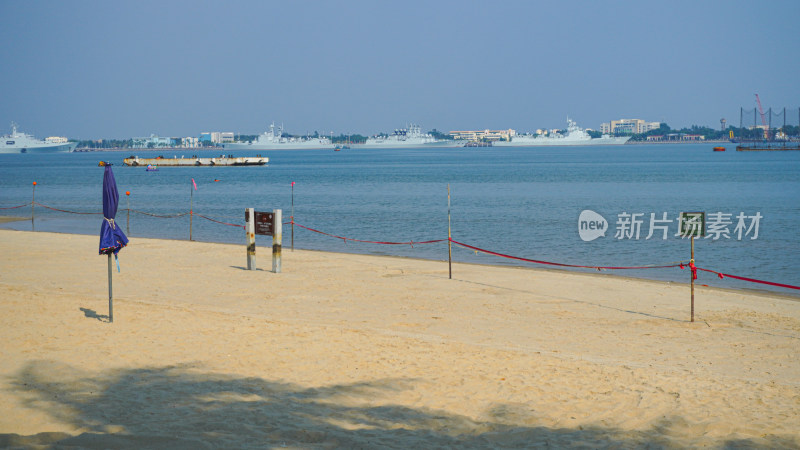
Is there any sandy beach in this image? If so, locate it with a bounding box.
[0,228,798,448]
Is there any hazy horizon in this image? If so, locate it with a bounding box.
[1,0,798,140]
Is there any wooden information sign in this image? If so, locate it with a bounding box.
[245,210,274,236]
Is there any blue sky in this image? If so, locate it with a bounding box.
[1,0,798,139]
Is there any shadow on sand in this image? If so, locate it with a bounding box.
[2,360,796,449]
[80,307,110,323]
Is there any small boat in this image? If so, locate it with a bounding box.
[713,147,725,152]
[146,164,159,171]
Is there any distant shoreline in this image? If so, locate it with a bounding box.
[72,140,734,152]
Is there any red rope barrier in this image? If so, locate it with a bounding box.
[194,213,245,229]
[0,203,29,210]
[696,267,800,291]
[32,202,102,215]
[10,201,800,291]
[129,209,189,219]
[449,238,685,271]
[292,221,446,247]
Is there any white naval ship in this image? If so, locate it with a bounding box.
[493,118,631,147]
[361,124,462,148]
[0,122,77,154]
[224,122,334,150]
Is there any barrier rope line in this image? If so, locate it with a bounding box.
[0,203,30,210]
[449,238,687,271]
[292,221,446,247]
[194,213,245,229]
[7,199,799,291]
[33,202,103,215]
[129,209,189,219]
[696,267,800,291]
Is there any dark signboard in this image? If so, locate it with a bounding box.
[245,210,274,236]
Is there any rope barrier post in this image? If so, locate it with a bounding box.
[189,183,194,241]
[272,209,282,273]
[447,184,452,280]
[291,181,295,251]
[31,181,36,230]
[680,211,704,323]
[246,208,256,270]
[690,236,695,323]
[125,191,130,235]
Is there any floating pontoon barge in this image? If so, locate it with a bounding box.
[123,155,268,167]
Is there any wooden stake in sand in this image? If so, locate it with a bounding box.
[189,179,196,241]
[679,211,705,323]
[691,236,695,322]
[448,184,452,280]
[31,181,36,230]
[291,182,295,252]
[125,191,130,235]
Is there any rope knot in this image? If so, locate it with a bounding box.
[688,261,697,280]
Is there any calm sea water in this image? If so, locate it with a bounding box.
[1,143,799,296]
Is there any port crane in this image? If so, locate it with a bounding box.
[755,94,769,140]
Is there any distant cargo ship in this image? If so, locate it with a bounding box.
[493,118,631,147]
[361,124,463,148]
[224,122,334,150]
[0,122,77,154]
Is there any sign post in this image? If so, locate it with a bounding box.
[245,209,281,273]
[246,207,256,270]
[679,211,705,322]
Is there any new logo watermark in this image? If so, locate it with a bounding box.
[578,210,762,241]
[578,210,608,241]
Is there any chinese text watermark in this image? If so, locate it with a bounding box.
[579,210,762,241]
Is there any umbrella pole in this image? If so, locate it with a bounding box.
[108,253,113,323]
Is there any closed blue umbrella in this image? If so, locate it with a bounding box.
[99,162,128,322]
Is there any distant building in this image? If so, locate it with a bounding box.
[182,137,199,148]
[450,129,516,142]
[132,134,175,148]
[200,131,235,144]
[219,132,235,143]
[600,119,661,135]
